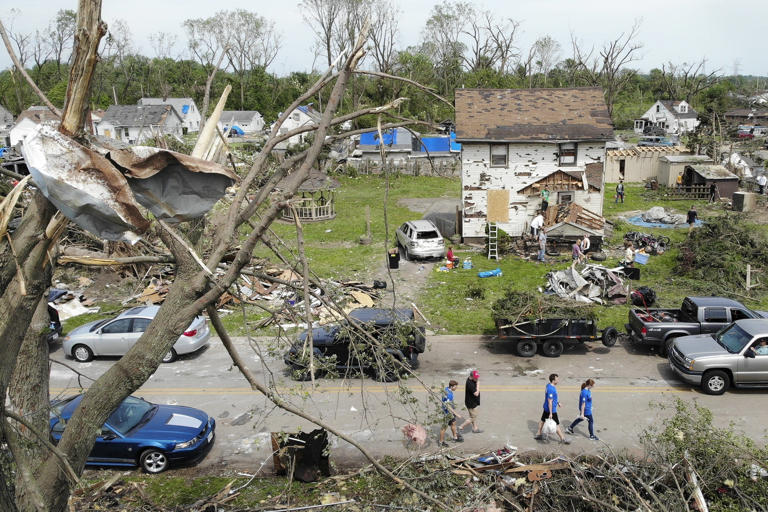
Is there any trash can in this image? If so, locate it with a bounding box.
[388,249,400,269]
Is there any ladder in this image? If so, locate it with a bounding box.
[487,222,498,260]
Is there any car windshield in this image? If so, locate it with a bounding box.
[416,230,439,240]
[106,396,156,434]
[89,319,111,332]
[715,323,752,354]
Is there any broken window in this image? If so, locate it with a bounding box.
[656,105,660,113]
[490,144,507,167]
[558,191,573,204]
[558,142,577,166]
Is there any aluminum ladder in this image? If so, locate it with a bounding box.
[487,222,498,260]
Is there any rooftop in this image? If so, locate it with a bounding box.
[100,105,179,127]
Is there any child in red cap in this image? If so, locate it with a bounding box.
[459,370,483,434]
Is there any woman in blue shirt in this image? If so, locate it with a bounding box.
[566,379,598,440]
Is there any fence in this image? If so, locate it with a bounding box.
[664,185,712,200]
[343,158,461,177]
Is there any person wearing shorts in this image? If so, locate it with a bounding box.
[534,373,570,444]
[439,380,464,447]
[459,370,482,434]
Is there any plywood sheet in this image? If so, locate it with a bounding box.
[487,189,509,222]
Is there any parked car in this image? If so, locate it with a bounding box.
[62,305,210,363]
[625,296,767,356]
[637,136,675,147]
[668,319,768,395]
[737,130,754,139]
[50,394,215,473]
[284,307,426,381]
[395,219,445,260]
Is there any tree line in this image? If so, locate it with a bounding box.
[0,2,764,131]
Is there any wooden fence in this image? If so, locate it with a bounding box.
[664,185,712,200]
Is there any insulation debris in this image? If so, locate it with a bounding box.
[545,264,628,304]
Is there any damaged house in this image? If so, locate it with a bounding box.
[455,88,613,244]
[633,100,700,135]
[95,105,183,145]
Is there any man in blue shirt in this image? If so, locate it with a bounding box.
[534,373,570,443]
[439,380,464,447]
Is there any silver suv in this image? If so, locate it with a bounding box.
[395,220,445,261]
[669,319,768,395]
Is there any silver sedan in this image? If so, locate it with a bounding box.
[62,305,210,363]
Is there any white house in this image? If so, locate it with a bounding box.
[218,110,264,135]
[273,105,322,148]
[455,87,614,243]
[138,97,201,133]
[10,106,60,147]
[633,100,700,135]
[95,105,182,144]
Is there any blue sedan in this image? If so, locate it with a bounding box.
[50,394,215,473]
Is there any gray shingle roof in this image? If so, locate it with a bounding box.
[101,105,178,127]
[220,111,262,123]
[660,100,698,119]
[138,97,195,116]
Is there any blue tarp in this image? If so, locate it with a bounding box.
[229,125,245,135]
[627,215,703,229]
[360,130,396,146]
[450,131,461,152]
[181,105,190,114]
[418,136,451,152]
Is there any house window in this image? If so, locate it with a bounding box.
[558,191,574,204]
[679,104,687,113]
[558,142,577,166]
[656,105,660,113]
[490,144,507,167]
[619,159,626,178]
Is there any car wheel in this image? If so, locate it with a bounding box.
[162,348,177,363]
[541,340,564,357]
[403,246,411,261]
[72,344,94,362]
[590,251,607,262]
[701,370,729,395]
[516,340,537,358]
[140,449,168,473]
[601,327,619,347]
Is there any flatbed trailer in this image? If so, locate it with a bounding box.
[496,318,618,357]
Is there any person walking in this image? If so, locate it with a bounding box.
[534,374,570,444]
[572,240,584,266]
[709,182,718,203]
[459,370,483,434]
[686,205,698,233]
[537,229,547,263]
[439,380,464,447]
[757,174,767,195]
[615,181,625,204]
[566,379,599,440]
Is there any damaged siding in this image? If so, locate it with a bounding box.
[462,142,607,239]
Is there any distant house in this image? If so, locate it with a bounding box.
[0,104,14,146]
[724,109,768,129]
[10,106,60,146]
[455,87,613,243]
[95,105,182,144]
[605,145,690,183]
[218,111,264,135]
[138,97,201,133]
[634,100,699,135]
[411,132,462,163]
[356,127,418,162]
[274,105,321,148]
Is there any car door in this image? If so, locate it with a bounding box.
[88,424,136,465]
[737,337,768,384]
[396,223,409,248]
[130,318,152,350]
[98,318,134,355]
[700,307,728,333]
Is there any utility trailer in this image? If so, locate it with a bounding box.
[496,318,618,357]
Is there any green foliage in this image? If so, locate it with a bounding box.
[491,290,597,324]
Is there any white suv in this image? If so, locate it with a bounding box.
[395,220,445,260]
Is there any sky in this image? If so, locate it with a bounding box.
[2,0,767,78]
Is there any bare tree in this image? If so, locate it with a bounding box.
[484,13,520,74]
[183,15,229,125]
[660,59,721,103]
[301,0,344,68]
[368,1,399,73]
[47,9,77,78]
[30,29,52,82]
[570,21,643,117]
[532,35,561,86]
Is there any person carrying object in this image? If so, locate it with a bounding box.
[534,373,570,444]
[566,379,599,440]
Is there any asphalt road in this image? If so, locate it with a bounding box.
[49,335,768,472]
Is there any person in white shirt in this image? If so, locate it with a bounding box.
[580,234,590,253]
[530,213,544,237]
[757,174,767,195]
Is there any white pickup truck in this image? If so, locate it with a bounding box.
[668,319,768,395]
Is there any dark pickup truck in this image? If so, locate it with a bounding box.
[626,296,767,356]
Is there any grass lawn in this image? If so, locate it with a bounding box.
[419,183,768,335]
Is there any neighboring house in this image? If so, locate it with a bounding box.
[218,111,264,135]
[274,105,322,148]
[605,145,689,183]
[658,155,714,187]
[138,97,201,133]
[455,87,614,243]
[634,100,699,135]
[724,109,768,127]
[10,106,60,146]
[411,132,462,163]
[95,105,182,144]
[728,153,762,179]
[356,127,418,162]
[0,104,13,145]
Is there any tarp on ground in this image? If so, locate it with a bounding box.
[627,215,703,229]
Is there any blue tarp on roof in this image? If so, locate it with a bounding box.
[418,137,451,152]
[229,125,245,135]
[181,105,190,114]
[450,131,461,152]
[360,130,397,146]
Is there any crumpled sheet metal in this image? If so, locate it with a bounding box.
[22,125,238,242]
[546,264,628,304]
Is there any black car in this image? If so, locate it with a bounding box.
[284,308,426,381]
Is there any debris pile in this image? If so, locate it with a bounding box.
[544,264,628,304]
[641,206,686,224]
[491,290,596,325]
[623,231,670,255]
[544,202,605,231]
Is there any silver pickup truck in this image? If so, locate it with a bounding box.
[669,319,768,395]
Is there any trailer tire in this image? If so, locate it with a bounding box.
[541,340,564,357]
[590,251,607,262]
[546,249,561,257]
[516,340,537,358]
[601,327,618,347]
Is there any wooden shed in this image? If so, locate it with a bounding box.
[683,164,739,199]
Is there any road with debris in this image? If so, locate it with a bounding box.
[49,335,767,473]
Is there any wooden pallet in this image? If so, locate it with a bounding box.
[544,203,604,231]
